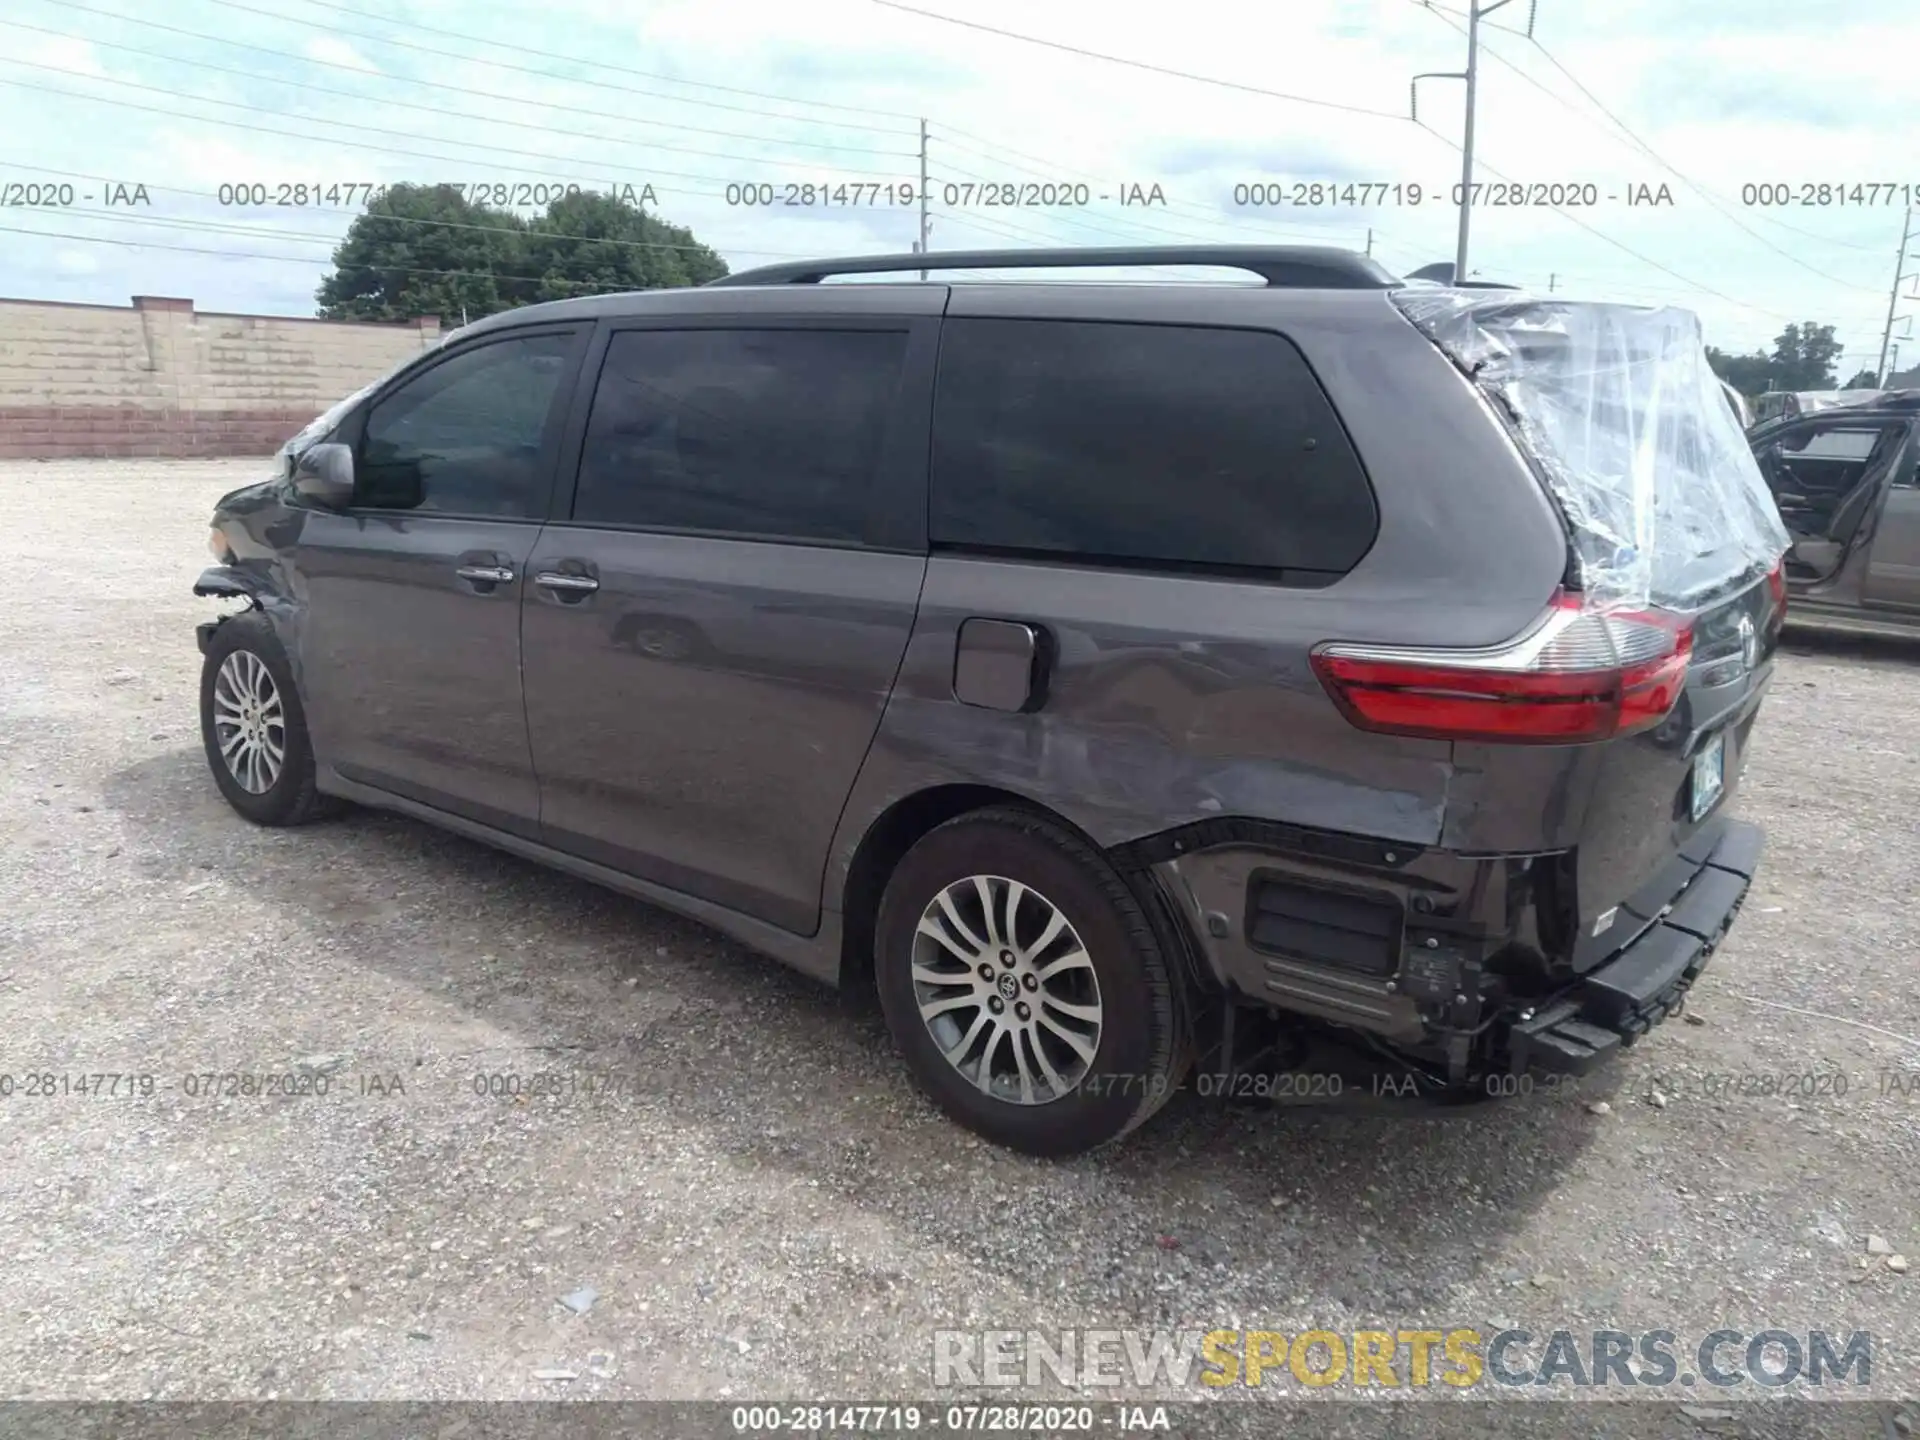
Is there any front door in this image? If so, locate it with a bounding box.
[1759,417,1907,583]
[521,309,938,933]
[294,326,586,832]
[1861,425,1920,610]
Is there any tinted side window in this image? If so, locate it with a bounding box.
[930,319,1377,575]
[573,328,910,544]
[357,332,576,516]
[1783,426,1884,461]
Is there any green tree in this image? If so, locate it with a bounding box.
[1841,366,1880,389]
[1706,346,1775,397]
[1767,321,1844,391]
[1705,321,1848,397]
[317,184,726,323]
[520,190,727,301]
[316,184,529,322]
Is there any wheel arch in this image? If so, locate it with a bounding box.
[837,783,1068,996]
[833,782,1208,1005]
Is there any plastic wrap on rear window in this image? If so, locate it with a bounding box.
[1392,289,1789,612]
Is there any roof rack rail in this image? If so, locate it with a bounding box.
[705,245,1401,290]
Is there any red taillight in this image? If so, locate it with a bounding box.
[1766,557,1788,618]
[1311,592,1693,744]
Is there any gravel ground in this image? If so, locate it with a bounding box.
[2,459,1918,1427]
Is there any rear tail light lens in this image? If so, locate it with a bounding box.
[1311,591,1693,744]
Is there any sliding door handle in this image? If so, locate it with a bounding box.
[534,571,600,593]
[455,564,515,584]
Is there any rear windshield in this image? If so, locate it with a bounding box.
[1392,291,1789,611]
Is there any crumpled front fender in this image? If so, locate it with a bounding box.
[192,565,265,601]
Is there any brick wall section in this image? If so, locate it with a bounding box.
[0,295,442,458]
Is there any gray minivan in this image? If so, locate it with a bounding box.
[194,246,1789,1155]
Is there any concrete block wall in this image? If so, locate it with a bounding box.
[0,296,442,458]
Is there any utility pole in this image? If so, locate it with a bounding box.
[1548,273,1557,293]
[1875,203,1915,386]
[1411,0,1535,283]
[1365,227,1373,257]
[1451,0,1487,283]
[918,118,930,281]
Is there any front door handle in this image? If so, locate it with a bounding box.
[535,572,600,594]
[455,563,515,584]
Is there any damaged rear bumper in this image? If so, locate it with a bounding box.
[1507,819,1763,1075]
[1136,812,1765,1096]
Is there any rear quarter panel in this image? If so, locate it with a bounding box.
[825,287,1572,909]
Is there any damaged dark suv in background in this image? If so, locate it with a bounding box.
[193,246,1790,1156]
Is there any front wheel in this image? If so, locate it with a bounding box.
[198,612,339,826]
[874,807,1192,1156]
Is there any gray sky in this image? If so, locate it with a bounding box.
[1,0,1911,367]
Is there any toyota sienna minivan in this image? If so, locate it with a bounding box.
[194,245,1791,1155]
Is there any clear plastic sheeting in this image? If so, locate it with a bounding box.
[1393,289,1789,612]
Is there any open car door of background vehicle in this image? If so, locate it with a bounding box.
[1860,424,1920,611]
[1760,419,1909,582]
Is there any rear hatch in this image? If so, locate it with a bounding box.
[1383,291,1791,969]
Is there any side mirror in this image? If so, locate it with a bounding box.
[293,442,355,508]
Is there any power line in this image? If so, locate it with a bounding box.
[0,58,904,182]
[0,65,900,195]
[879,0,1764,309]
[0,190,802,260]
[870,0,1408,120]
[193,0,920,134]
[10,13,1364,257]
[7,0,1854,332]
[932,156,1253,248]
[234,0,923,124]
[17,9,917,159]
[1411,120,1789,317]
[1437,16,1885,292]
[0,219,642,292]
[931,207,1071,248]
[1512,30,1887,257]
[931,128,1367,246]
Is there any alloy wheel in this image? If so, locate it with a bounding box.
[211,650,286,795]
[910,874,1103,1105]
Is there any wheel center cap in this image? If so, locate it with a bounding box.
[996,973,1020,1003]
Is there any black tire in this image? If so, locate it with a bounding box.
[198,611,341,827]
[874,806,1193,1156]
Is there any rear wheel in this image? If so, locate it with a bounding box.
[199,612,339,827]
[874,807,1191,1156]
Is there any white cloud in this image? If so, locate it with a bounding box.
[15,33,108,79]
[0,0,1911,354]
[304,35,382,75]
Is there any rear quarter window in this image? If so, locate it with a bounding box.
[929,318,1378,577]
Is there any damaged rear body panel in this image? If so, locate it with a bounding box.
[1139,291,1788,1094]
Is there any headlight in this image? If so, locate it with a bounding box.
[208,527,233,563]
